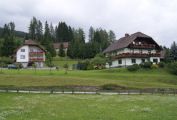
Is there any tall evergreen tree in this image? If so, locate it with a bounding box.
[89,26,94,42]
[170,41,177,61]
[29,17,37,40]
[56,22,69,42]
[68,26,74,42]
[108,30,116,43]
[1,22,15,56]
[50,23,56,41]
[42,21,56,57]
[36,20,43,42]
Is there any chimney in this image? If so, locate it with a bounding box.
[125,33,129,37]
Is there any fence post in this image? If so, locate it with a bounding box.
[50,90,53,94]
[6,89,8,93]
[17,89,19,93]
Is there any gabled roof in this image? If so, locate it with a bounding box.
[24,39,39,45]
[15,40,46,53]
[53,42,69,49]
[103,32,160,53]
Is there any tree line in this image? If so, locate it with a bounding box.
[0,17,176,62]
[0,17,116,59]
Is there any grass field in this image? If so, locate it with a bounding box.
[0,68,177,89]
[52,56,78,68]
[0,93,177,120]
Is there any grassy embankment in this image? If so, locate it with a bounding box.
[0,68,177,89]
[0,93,177,120]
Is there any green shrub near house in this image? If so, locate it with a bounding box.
[127,64,140,71]
[167,62,177,75]
[140,62,152,69]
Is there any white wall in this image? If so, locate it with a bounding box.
[16,46,29,62]
[109,57,160,68]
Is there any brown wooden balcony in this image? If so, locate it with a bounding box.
[112,53,161,59]
[129,44,156,49]
[29,57,44,62]
[29,52,44,55]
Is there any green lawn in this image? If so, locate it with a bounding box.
[0,68,177,89]
[0,93,177,120]
[52,56,78,68]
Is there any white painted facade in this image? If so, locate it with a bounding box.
[106,48,161,68]
[16,45,45,68]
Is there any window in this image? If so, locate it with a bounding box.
[132,59,136,64]
[118,59,122,64]
[21,49,25,52]
[148,50,151,54]
[20,55,25,59]
[141,59,145,63]
[153,59,158,63]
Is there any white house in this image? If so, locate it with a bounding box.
[103,32,162,68]
[16,40,46,68]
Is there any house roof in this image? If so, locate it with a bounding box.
[53,42,69,49]
[103,32,160,53]
[24,39,39,45]
[15,40,46,53]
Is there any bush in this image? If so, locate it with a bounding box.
[101,84,126,90]
[167,62,177,75]
[151,64,159,69]
[77,60,91,70]
[140,62,152,69]
[101,84,122,90]
[0,57,13,65]
[158,62,165,68]
[127,64,140,71]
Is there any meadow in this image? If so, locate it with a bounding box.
[0,93,177,120]
[0,68,177,89]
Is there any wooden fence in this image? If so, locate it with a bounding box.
[0,88,177,95]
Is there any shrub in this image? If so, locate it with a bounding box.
[0,57,13,65]
[151,64,159,69]
[101,84,126,90]
[77,60,92,70]
[127,64,140,71]
[101,84,120,90]
[167,62,177,75]
[158,62,165,68]
[140,62,152,69]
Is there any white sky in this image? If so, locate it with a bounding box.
[0,0,177,47]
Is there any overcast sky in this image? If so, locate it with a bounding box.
[0,0,177,47]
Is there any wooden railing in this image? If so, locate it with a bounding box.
[0,88,176,95]
[129,44,156,49]
[29,52,44,55]
[29,57,44,61]
[112,53,160,59]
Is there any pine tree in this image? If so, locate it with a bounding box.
[1,22,15,56]
[29,17,37,40]
[108,30,116,43]
[36,20,43,42]
[42,21,56,57]
[50,23,56,41]
[89,26,94,42]
[170,41,177,61]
